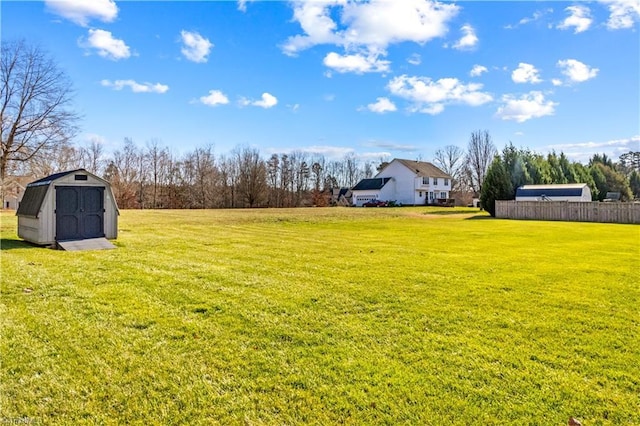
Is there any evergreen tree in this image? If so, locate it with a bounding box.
[480,156,513,217]
[629,170,640,199]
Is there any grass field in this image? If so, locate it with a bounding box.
[1,207,639,425]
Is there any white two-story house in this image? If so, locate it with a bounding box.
[351,159,452,206]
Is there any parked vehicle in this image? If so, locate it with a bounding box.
[363,200,387,207]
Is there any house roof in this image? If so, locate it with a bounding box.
[352,177,392,191]
[393,159,451,179]
[3,175,34,190]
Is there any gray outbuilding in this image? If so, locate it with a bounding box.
[16,169,119,246]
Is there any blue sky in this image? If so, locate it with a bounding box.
[2,0,639,164]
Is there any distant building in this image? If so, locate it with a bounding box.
[351,159,452,206]
[2,175,33,210]
[331,187,352,206]
[515,184,592,202]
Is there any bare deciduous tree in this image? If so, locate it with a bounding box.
[465,130,496,193]
[433,145,466,191]
[80,137,105,176]
[235,146,266,208]
[1,39,79,203]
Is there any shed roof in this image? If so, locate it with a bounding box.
[352,177,392,191]
[15,185,49,218]
[394,159,451,179]
[516,184,589,198]
[27,169,84,187]
[518,184,588,190]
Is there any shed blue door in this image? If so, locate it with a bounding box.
[56,186,105,241]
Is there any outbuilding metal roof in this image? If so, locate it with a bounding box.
[516,184,589,198]
[15,185,49,218]
[27,169,83,187]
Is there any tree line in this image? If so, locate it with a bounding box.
[10,136,380,209]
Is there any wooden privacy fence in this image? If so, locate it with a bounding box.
[495,201,640,224]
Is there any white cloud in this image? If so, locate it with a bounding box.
[387,74,492,115]
[364,141,419,152]
[81,29,131,60]
[282,1,343,55]
[282,0,459,70]
[407,53,421,66]
[551,78,563,86]
[364,97,397,113]
[281,1,462,74]
[511,63,542,84]
[453,24,478,50]
[557,59,599,83]
[557,5,592,33]
[357,151,394,160]
[505,8,553,29]
[180,30,213,63]
[470,64,488,77]
[241,93,278,108]
[323,51,390,74]
[237,0,254,12]
[495,91,557,122]
[547,135,640,163]
[598,0,640,30]
[200,90,229,106]
[45,0,117,26]
[254,93,278,108]
[271,145,356,159]
[101,79,169,93]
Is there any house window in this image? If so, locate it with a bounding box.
[419,191,423,197]
[433,177,438,185]
[429,192,434,200]
[444,178,449,186]
[440,191,447,198]
[422,177,429,185]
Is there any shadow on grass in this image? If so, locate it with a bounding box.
[0,238,40,250]
[425,210,481,216]
[464,214,494,220]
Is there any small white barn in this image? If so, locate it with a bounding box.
[17,169,119,245]
[515,184,592,202]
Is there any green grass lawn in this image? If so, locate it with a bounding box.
[1,208,639,425]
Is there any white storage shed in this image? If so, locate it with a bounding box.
[16,169,119,245]
[515,184,592,202]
